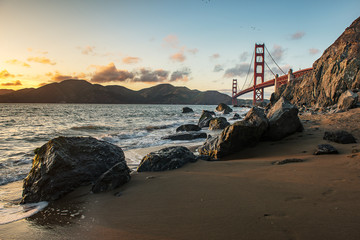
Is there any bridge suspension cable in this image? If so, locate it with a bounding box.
[240,48,255,92]
[264,45,286,75]
[264,61,276,77]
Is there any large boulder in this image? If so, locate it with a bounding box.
[21,136,130,203]
[216,103,233,114]
[198,110,216,128]
[199,107,268,159]
[137,146,196,172]
[208,117,230,130]
[323,130,357,144]
[162,132,207,141]
[176,124,201,132]
[263,97,303,141]
[182,107,194,113]
[92,162,131,193]
[337,90,359,110]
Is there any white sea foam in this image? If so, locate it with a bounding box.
[0,201,48,225]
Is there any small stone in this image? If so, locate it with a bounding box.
[314,144,339,155]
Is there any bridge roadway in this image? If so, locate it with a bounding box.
[233,67,313,99]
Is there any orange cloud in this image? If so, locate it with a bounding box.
[0,70,15,79]
[27,48,48,54]
[122,56,141,64]
[6,59,30,68]
[170,52,186,62]
[27,57,56,65]
[163,35,179,48]
[90,62,134,83]
[1,80,22,86]
[79,45,96,55]
[46,71,83,82]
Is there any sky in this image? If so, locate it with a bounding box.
[0,0,359,99]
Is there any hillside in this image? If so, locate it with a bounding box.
[0,80,232,105]
[275,16,360,107]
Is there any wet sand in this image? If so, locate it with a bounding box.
[1,108,360,240]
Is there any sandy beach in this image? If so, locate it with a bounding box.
[1,108,360,240]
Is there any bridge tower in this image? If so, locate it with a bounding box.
[253,44,265,105]
[232,79,237,105]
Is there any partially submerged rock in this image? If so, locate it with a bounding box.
[182,107,194,113]
[21,136,130,203]
[199,107,268,159]
[137,146,196,172]
[176,124,201,132]
[198,110,216,128]
[208,117,230,130]
[162,132,207,141]
[230,113,241,120]
[263,97,303,141]
[216,103,233,114]
[314,144,339,155]
[323,130,357,144]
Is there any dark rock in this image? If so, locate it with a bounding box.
[92,162,131,193]
[176,124,201,132]
[272,158,305,165]
[182,107,194,113]
[137,146,196,172]
[216,103,233,114]
[323,131,357,144]
[198,110,216,128]
[21,136,129,203]
[263,97,303,141]
[337,90,358,111]
[196,155,217,161]
[314,144,339,155]
[230,113,241,120]
[208,117,230,130]
[199,107,268,159]
[162,132,207,141]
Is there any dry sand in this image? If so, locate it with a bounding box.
[1,108,360,240]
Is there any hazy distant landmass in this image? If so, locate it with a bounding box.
[0,79,239,105]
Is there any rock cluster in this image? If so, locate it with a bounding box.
[208,117,230,130]
[199,97,303,159]
[21,137,131,203]
[198,110,216,128]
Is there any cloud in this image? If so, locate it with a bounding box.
[133,69,169,82]
[170,52,186,62]
[122,56,141,64]
[210,53,220,59]
[239,52,249,61]
[224,63,251,78]
[46,71,80,82]
[90,62,134,83]
[5,59,30,68]
[213,64,224,72]
[163,35,179,49]
[309,48,320,55]
[1,80,22,86]
[27,48,48,54]
[291,31,305,40]
[170,68,191,82]
[271,45,286,62]
[188,48,199,54]
[27,56,56,65]
[0,70,15,79]
[79,45,96,55]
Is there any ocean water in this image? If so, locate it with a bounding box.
[0,103,248,225]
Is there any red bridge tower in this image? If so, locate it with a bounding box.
[253,44,265,105]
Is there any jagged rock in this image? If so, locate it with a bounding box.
[176,124,201,132]
[276,17,360,107]
[263,97,303,141]
[21,136,129,203]
[162,132,207,140]
[137,146,196,172]
[323,130,357,144]
[182,107,194,113]
[230,113,241,120]
[337,90,359,110]
[314,144,339,155]
[216,103,233,114]
[208,117,230,130]
[198,110,216,128]
[92,162,131,193]
[199,107,268,159]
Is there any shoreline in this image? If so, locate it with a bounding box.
[1,108,360,240]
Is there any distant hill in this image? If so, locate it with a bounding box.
[0,89,15,95]
[0,79,232,105]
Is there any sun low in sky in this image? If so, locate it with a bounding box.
[0,0,359,98]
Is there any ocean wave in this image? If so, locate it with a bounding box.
[0,201,48,225]
[70,125,111,131]
[144,124,173,132]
